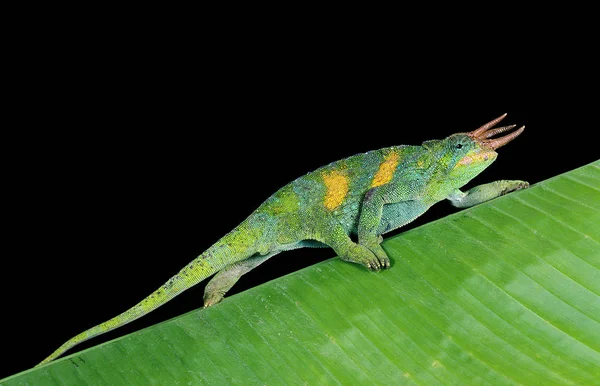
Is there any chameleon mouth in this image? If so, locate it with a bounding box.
[468,113,525,150]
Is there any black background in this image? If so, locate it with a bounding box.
[2,58,598,379]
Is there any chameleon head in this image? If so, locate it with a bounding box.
[444,113,525,185]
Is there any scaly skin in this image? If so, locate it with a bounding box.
[37,114,528,366]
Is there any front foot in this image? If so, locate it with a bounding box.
[203,290,225,308]
[449,180,530,208]
[339,244,387,271]
[500,180,529,195]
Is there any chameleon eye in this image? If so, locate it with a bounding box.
[456,143,463,149]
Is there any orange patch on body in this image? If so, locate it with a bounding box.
[371,151,400,187]
[322,170,349,210]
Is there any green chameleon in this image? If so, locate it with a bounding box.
[38,113,529,366]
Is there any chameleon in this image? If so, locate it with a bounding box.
[37,113,529,366]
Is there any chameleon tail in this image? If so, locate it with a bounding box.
[36,223,260,367]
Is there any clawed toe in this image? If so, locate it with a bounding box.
[339,242,391,272]
[203,292,225,308]
[362,242,390,271]
[366,259,381,271]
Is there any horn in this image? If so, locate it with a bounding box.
[470,113,508,138]
[483,124,517,139]
[484,125,525,150]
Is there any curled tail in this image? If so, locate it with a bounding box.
[37,223,261,367]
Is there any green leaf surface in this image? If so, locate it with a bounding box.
[3,161,600,385]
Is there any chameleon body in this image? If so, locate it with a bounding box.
[38,114,529,366]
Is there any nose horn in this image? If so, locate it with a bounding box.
[469,113,525,150]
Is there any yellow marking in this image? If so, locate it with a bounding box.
[371,151,400,187]
[322,170,349,210]
[267,188,300,215]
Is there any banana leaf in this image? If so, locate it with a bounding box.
[2,161,599,385]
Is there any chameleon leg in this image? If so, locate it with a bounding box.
[318,221,384,271]
[447,180,529,208]
[357,188,392,269]
[203,253,275,307]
